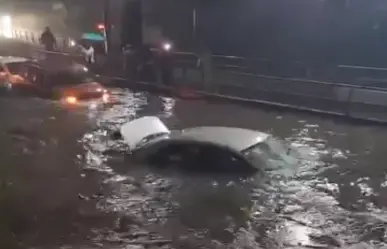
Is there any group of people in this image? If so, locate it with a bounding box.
[40,26,95,61]
[39,27,174,85]
[39,26,97,67]
[123,44,174,85]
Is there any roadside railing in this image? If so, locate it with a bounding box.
[102,46,387,123]
[6,29,387,123]
[105,66,387,123]
[10,28,387,85]
[11,29,74,52]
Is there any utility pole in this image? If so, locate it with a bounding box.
[103,0,110,54]
[193,7,197,38]
[193,2,213,91]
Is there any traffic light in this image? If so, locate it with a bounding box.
[97,23,105,31]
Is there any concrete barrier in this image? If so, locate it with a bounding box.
[215,71,351,100]
[101,70,387,124]
[214,69,387,123]
[348,88,387,122]
[173,60,203,89]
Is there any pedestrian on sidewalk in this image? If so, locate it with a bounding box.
[137,44,156,82]
[39,26,56,51]
[81,43,95,64]
[156,42,174,86]
[122,44,138,80]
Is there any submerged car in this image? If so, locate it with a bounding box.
[116,116,300,174]
[0,56,110,104]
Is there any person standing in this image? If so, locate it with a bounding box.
[82,43,95,64]
[39,27,56,51]
[156,44,174,86]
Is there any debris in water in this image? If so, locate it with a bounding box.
[78,193,90,201]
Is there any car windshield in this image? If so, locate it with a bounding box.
[6,62,26,75]
[146,142,257,174]
[243,136,300,175]
[49,70,94,86]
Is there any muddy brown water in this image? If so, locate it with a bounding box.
[0,89,386,249]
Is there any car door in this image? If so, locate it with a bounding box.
[0,64,7,83]
[13,64,47,96]
[25,64,45,86]
[145,141,257,174]
[0,63,12,92]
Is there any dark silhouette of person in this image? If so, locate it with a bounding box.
[138,44,156,82]
[40,27,56,51]
[157,49,174,86]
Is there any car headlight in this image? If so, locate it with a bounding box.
[65,96,78,104]
[5,82,12,90]
[102,93,109,103]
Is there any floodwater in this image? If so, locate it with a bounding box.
[1,89,387,249]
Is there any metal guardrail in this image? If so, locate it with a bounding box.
[11,29,75,53]
[7,30,387,93]
[7,29,387,123]
[106,66,387,123]
[1,37,387,123]
[10,28,387,84]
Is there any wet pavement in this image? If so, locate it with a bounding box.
[1,89,387,249]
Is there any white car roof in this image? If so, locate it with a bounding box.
[120,116,170,150]
[0,56,29,64]
[177,126,269,152]
[119,116,269,152]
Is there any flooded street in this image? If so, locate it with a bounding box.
[1,89,387,249]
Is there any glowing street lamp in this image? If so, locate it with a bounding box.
[97,23,105,30]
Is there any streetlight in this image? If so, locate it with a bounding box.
[97,23,105,30]
[162,42,172,51]
[193,8,197,36]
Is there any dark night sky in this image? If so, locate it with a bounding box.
[191,0,387,64]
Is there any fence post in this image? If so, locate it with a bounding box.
[345,85,355,117]
[31,33,35,44]
[62,38,66,52]
[198,49,213,92]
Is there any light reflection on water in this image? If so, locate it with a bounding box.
[81,88,387,248]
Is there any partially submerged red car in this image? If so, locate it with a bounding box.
[0,56,110,105]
